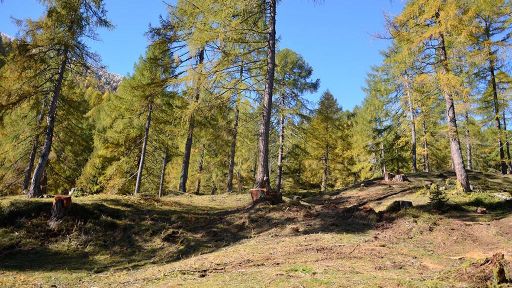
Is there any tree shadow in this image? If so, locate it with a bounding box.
[2,170,510,274]
[0,195,381,273]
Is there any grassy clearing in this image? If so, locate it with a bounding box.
[0,171,511,287]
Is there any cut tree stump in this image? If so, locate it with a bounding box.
[384,173,408,183]
[476,207,488,214]
[392,174,408,182]
[50,195,72,222]
[385,200,413,213]
[250,188,281,205]
[384,172,395,182]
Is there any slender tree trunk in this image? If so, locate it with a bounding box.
[23,99,47,193]
[237,169,242,193]
[488,43,507,174]
[381,142,387,177]
[158,150,168,198]
[321,146,329,192]
[395,148,401,174]
[28,50,68,198]
[405,82,418,173]
[179,49,205,193]
[422,119,430,173]
[195,145,205,195]
[41,166,47,196]
[134,101,153,195]
[464,111,473,171]
[227,65,243,193]
[503,110,512,173]
[253,154,257,180]
[439,33,471,192]
[255,0,281,202]
[276,111,285,195]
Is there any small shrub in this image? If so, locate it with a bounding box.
[429,184,448,211]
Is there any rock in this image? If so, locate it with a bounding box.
[385,200,413,213]
[476,207,488,214]
[494,193,512,201]
[423,181,433,189]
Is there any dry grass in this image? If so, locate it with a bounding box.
[1,172,512,287]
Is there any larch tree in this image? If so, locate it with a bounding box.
[274,48,319,194]
[472,0,512,174]
[305,91,341,192]
[133,39,177,195]
[392,0,472,191]
[254,0,278,202]
[24,0,111,197]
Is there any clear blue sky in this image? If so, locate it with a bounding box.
[0,0,403,110]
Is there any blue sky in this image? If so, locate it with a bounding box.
[0,0,403,110]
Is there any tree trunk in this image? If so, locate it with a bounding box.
[395,147,401,174]
[464,110,473,171]
[254,0,280,203]
[179,48,205,193]
[28,49,68,198]
[195,145,205,195]
[381,142,387,177]
[321,146,329,192]
[23,98,46,193]
[503,111,512,173]
[488,44,507,174]
[276,111,285,195]
[405,81,418,173]
[237,169,242,193]
[439,33,471,192]
[158,150,168,198]
[134,101,153,195]
[227,65,243,193]
[422,119,430,173]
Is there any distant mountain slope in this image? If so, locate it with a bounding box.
[92,68,123,92]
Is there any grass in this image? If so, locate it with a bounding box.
[0,171,511,287]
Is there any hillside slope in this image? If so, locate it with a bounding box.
[1,172,512,287]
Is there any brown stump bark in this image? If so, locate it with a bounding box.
[50,195,72,222]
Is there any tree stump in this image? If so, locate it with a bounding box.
[476,207,488,214]
[385,200,413,213]
[393,174,408,182]
[250,188,281,205]
[50,195,72,222]
[384,172,395,182]
[250,188,267,203]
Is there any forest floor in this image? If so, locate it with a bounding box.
[1,171,512,287]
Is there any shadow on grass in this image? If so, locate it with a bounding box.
[0,194,380,273]
[0,197,255,273]
[1,171,510,273]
